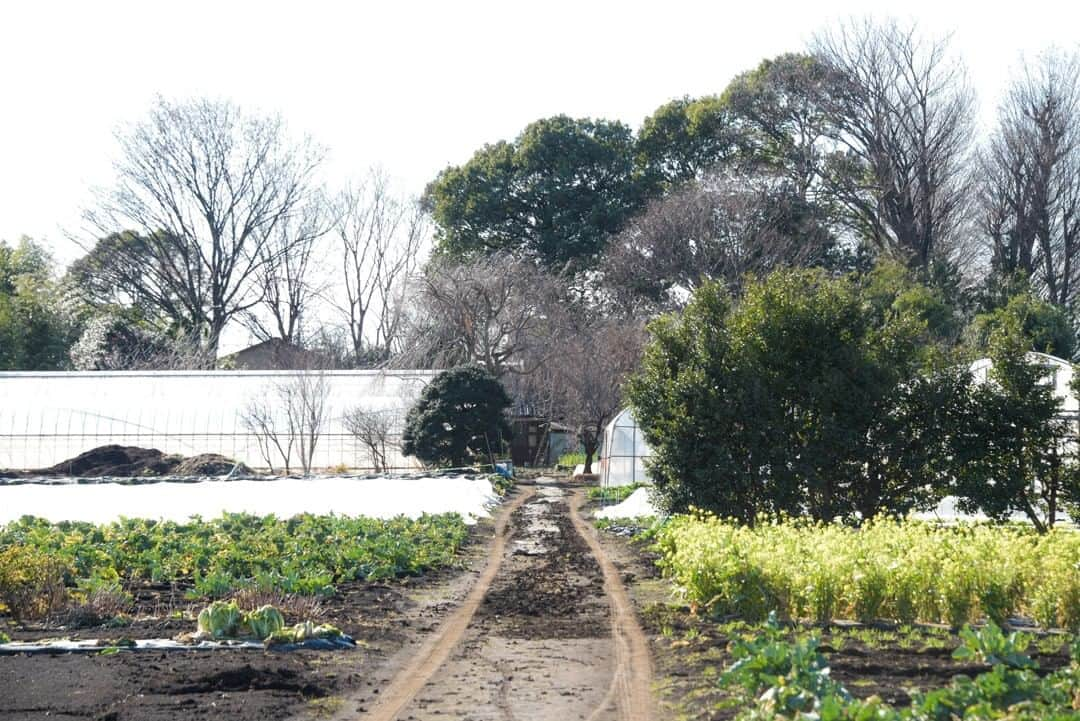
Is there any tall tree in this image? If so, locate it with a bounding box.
[85,96,324,355]
[244,194,330,346]
[600,174,836,311]
[552,314,646,474]
[0,237,74,370]
[334,169,427,365]
[398,253,561,377]
[635,96,734,188]
[424,115,644,268]
[978,50,1080,310]
[812,19,976,268]
[722,53,834,200]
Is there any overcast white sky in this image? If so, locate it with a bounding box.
[2,0,1079,267]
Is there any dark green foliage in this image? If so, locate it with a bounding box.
[720,621,1080,719]
[424,115,645,268]
[636,95,734,188]
[969,289,1076,359]
[0,237,75,370]
[627,267,962,521]
[402,367,512,468]
[953,313,1080,531]
[721,53,834,198]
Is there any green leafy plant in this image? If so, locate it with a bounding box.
[953,623,1036,669]
[0,545,69,620]
[0,511,470,603]
[656,512,1080,628]
[720,618,1080,720]
[196,600,243,639]
[242,605,285,640]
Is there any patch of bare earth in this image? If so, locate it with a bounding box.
[347,479,657,721]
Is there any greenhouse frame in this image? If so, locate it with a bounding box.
[598,407,653,488]
[0,369,439,472]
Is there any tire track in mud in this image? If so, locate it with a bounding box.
[351,486,536,721]
[569,492,655,721]
[350,480,655,721]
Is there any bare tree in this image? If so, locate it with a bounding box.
[241,386,298,474]
[334,169,427,364]
[396,253,562,377]
[85,97,324,355]
[289,370,329,475]
[551,315,646,474]
[812,19,976,268]
[244,195,331,345]
[343,407,401,472]
[978,50,1080,309]
[600,174,835,311]
[241,369,329,474]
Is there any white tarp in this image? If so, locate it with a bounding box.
[593,487,657,519]
[0,475,499,525]
[0,370,438,470]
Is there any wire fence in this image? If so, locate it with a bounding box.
[0,370,436,473]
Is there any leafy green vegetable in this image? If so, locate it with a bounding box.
[196,600,243,639]
[264,621,344,646]
[720,621,1080,719]
[953,623,1036,669]
[656,512,1080,628]
[243,605,285,640]
[0,512,470,600]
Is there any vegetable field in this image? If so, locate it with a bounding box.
[0,512,469,618]
[656,513,1080,630]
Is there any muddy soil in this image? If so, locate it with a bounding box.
[0,514,496,721]
[0,481,659,721]
[339,479,655,721]
[596,530,1075,721]
[351,482,621,721]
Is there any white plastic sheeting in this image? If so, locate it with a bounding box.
[598,407,653,487]
[0,370,438,470]
[593,487,657,519]
[0,636,356,654]
[0,475,499,525]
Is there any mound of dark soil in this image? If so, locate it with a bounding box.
[0,445,249,478]
[44,445,181,477]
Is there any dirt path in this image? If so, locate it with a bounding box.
[340,479,656,721]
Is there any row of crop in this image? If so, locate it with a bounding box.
[721,618,1079,720]
[0,512,470,617]
[655,512,1080,630]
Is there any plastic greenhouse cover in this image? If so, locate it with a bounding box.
[0,474,499,525]
[0,370,438,469]
[0,636,357,654]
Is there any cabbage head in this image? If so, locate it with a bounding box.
[243,605,285,640]
[196,600,243,638]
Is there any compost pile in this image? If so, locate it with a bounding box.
[0,445,250,479]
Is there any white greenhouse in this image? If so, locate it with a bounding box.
[598,407,653,488]
[969,352,1078,412]
[0,370,438,471]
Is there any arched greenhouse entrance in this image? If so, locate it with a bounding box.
[598,407,653,489]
